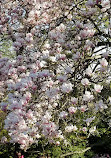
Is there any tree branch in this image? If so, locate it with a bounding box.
[60,147,91,157]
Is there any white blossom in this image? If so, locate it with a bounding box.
[83,91,94,102]
[100,58,108,67]
[61,83,73,93]
[94,84,103,93]
[81,78,90,86]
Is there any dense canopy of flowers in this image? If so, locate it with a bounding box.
[0,0,111,151]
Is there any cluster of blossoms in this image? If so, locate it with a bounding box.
[0,0,111,151]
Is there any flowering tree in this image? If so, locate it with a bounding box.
[0,0,111,155]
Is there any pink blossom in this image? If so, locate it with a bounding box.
[83,91,94,102]
[1,136,7,143]
[100,58,108,67]
[94,84,103,93]
[59,111,68,119]
[82,127,87,132]
[68,106,77,114]
[81,78,90,86]
[71,97,78,104]
[61,83,73,93]
[86,0,95,7]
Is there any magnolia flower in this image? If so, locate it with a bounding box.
[76,21,83,28]
[100,58,108,67]
[68,106,77,114]
[83,91,94,102]
[86,0,95,7]
[65,125,77,132]
[101,0,110,10]
[65,125,74,132]
[1,136,7,143]
[42,50,49,59]
[36,134,41,139]
[71,97,78,104]
[29,137,34,144]
[81,78,90,86]
[85,67,93,76]
[46,88,59,99]
[0,102,8,112]
[26,109,33,119]
[25,33,33,43]
[18,133,29,145]
[42,122,58,137]
[67,14,72,20]
[17,120,28,131]
[95,100,108,111]
[56,130,64,140]
[55,141,60,146]
[72,52,81,60]
[87,29,95,37]
[42,112,52,122]
[56,54,66,60]
[24,92,31,101]
[59,111,68,119]
[80,30,88,38]
[82,127,87,132]
[49,56,56,62]
[84,116,95,126]
[57,75,67,82]
[73,125,78,131]
[103,51,109,58]
[79,105,87,112]
[89,126,96,134]
[65,66,72,73]
[40,70,50,77]
[18,66,26,72]
[61,83,73,93]
[94,84,103,93]
[8,68,17,76]
[57,23,66,32]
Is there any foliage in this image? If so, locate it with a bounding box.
[0,110,9,140]
[0,35,15,58]
[0,143,15,158]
